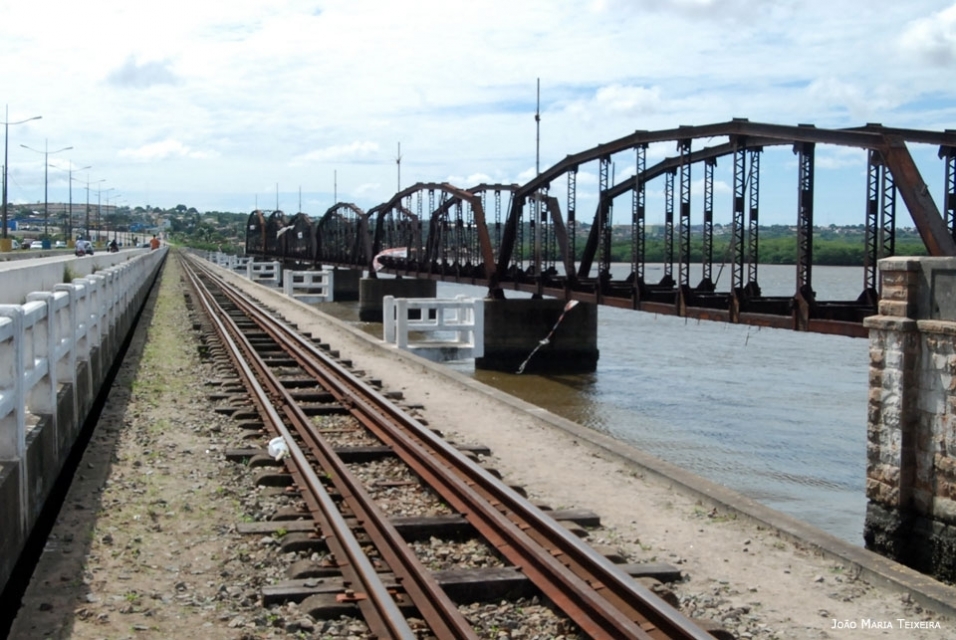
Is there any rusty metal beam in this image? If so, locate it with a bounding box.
[747,148,761,291]
[941,145,956,243]
[844,123,956,147]
[795,142,815,293]
[700,158,715,287]
[664,169,676,283]
[732,145,746,292]
[879,135,956,257]
[864,150,881,293]
[678,139,692,288]
[514,119,914,202]
[599,156,612,275]
[632,146,647,284]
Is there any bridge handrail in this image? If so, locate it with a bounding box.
[246,260,282,286]
[0,249,166,491]
[383,294,484,357]
[283,270,334,302]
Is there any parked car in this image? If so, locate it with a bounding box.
[10,239,20,250]
[54,240,67,249]
[75,240,94,256]
[30,242,44,250]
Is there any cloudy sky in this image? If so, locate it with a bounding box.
[1,0,954,225]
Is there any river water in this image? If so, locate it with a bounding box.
[325,263,870,545]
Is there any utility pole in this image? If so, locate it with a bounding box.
[533,78,542,289]
[535,78,541,176]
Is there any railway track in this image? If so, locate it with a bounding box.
[179,250,724,639]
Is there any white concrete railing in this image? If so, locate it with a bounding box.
[209,251,238,269]
[283,270,334,303]
[203,252,335,304]
[0,248,165,531]
[383,295,484,360]
[247,260,282,287]
[234,256,252,273]
[202,251,251,274]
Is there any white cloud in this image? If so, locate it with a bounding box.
[446,172,495,186]
[562,85,664,124]
[293,142,381,164]
[899,3,956,66]
[353,183,382,197]
[107,56,180,88]
[805,77,902,122]
[815,147,866,171]
[118,140,216,162]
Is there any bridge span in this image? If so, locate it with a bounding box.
[246,119,956,338]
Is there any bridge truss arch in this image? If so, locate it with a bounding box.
[492,119,956,333]
[262,211,289,257]
[244,209,268,256]
[315,203,372,267]
[367,182,498,281]
[281,212,315,262]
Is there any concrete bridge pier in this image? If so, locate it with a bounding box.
[328,268,363,302]
[476,298,598,374]
[358,277,437,321]
[864,256,956,583]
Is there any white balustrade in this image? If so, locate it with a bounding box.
[208,251,238,269]
[0,248,165,533]
[283,270,334,303]
[247,260,282,287]
[233,256,252,273]
[383,295,484,361]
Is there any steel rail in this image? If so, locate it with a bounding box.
[189,255,713,639]
[180,256,421,640]
[183,254,479,639]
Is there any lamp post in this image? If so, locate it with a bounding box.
[20,140,73,240]
[85,176,105,240]
[52,162,91,243]
[2,106,42,244]
[98,186,114,245]
[104,191,121,240]
[112,199,126,244]
[68,165,91,241]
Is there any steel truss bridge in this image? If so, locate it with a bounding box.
[247,119,956,338]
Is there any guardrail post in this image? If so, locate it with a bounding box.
[383,296,396,344]
[396,298,409,350]
[49,287,79,439]
[472,297,484,358]
[0,306,28,533]
[24,295,58,459]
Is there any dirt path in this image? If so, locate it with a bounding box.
[8,255,955,639]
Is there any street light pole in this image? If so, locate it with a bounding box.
[98,186,114,245]
[58,163,91,242]
[105,191,120,240]
[21,140,72,240]
[2,105,42,243]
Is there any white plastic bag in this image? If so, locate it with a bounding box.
[267,436,290,461]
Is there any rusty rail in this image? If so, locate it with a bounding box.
[184,251,715,640]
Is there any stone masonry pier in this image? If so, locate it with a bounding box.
[864,256,956,582]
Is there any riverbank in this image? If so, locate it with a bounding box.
[8,256,955,639]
